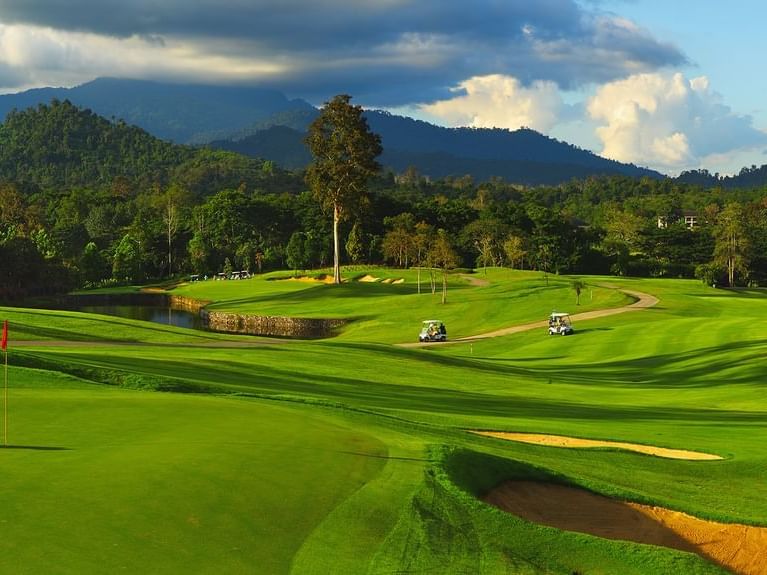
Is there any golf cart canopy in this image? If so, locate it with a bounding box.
[419,320,447,342]
[548,311,573,335]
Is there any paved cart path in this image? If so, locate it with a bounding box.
[400,287,659,347]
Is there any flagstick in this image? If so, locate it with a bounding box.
[3,349,7,447]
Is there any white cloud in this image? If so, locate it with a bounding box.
[420,74,563,132]
[0,23,287,92]
[587,72,767,171]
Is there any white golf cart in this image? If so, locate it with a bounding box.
[419,320,447,342]
[548,312,573,336]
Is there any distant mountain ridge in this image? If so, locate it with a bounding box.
[212,109,663,184]
[0,77,315,144]
[0,77,665,184]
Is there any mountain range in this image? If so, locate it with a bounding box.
[0,77,708,186]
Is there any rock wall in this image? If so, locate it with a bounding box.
[205,311,346,338]
[167,295,209,313]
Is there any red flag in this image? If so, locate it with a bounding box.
[1,320,7,352]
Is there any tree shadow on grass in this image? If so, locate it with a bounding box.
[335,450,427,463]
[574,327,614,334]
[1,445,70,451]
[207,280,472,311]
[346,338,767,390]
[13,308,222,343]
[42,348,767,427]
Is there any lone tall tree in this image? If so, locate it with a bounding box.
[713,202,751,286]
[305,95,382,284]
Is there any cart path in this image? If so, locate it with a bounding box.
[400,287,659,347]
[484,481,767,575]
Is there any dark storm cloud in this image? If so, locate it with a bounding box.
[0,0,687,105]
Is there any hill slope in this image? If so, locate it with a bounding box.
[0,77,315,144]
[0,99,284,194]
[0,99,194,189]
[0,78,663,184]
[213,110,663,183]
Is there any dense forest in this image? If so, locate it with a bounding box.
[1,100,766,300]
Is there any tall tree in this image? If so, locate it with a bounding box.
[153,184,191,277]
[713,202,751,286]
[413,221,434,294]
[345,221,365,264]
[305,94,382,284]
[429,229,459,304]
[601,205,646,276]
[382,212,415,268]
[503,234,527,269]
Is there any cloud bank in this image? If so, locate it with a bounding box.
[0,0,686,104]
[421,75,563,133]
[587,72,767,172]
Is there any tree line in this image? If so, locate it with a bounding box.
[1,98,766,300]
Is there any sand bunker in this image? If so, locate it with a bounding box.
[485,481,767,575]
[472,431,722,461]
[357,275,403,284]
[282,275,336,284]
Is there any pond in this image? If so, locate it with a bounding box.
[75,304,207,331]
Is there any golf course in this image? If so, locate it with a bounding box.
[2,268,765,574]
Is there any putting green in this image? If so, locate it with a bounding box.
[0,384,387,574]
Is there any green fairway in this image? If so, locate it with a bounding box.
[0,381,389,574]
[2,270,765,573]
[170,268,629,342]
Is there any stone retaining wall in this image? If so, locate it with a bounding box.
[167,295,209,313]
[205,311,346,338]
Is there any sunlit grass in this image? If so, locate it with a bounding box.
[2,271,765,573]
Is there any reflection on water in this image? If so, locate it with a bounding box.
[78,305,206,330]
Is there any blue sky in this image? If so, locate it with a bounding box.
[0,0,763,175]
[587,0,767,174]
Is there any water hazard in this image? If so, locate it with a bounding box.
[73,303,207,331]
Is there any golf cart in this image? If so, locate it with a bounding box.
[548,312,573,336]
[419,320,447,342]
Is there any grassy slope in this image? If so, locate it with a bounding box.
[0,370,388,574]
[2,270,764,573]
[170,268,628,342]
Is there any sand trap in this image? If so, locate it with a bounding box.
[472,431,722,461]
[282,275,336,284]
[485,481,767,575]
[358,274,380,282]
[392,278,404,284]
